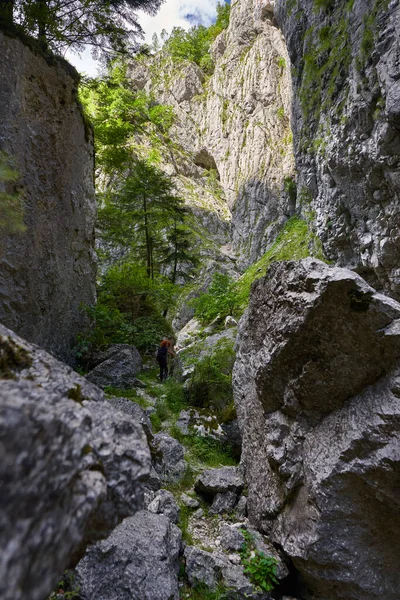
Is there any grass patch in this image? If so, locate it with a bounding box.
[171,432,238,468]
[179,583,230,599]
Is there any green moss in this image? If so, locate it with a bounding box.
[68,384,84,404]
[0,336,32,379]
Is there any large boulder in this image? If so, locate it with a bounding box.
[0,324,151,600]
[86,344,142,389]
[76,511,182,600]
[233,259,400,600]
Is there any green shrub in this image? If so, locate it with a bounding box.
[240,530,279,593]
[192,273,238,325]
[188,338,236,413]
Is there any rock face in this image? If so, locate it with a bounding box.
[0,323,150,600]
[276,0,400,298]
[0,32,96,363]
[76,511,182,600]
[128,0,295,265]
[233,259,400,599]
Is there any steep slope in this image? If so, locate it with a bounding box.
[128,0,295,266]
[0,32,96,363]
[276,0,400,297]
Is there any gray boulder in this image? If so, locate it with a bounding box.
[106,395,152,438]
[195,466,244,498]
[77,511,182,600]
[153,433,186,484]
[233,259,400,599]
[147,490,180,524]
[0,324,150,600]
[210,491,238,515]
[86,344,142,389]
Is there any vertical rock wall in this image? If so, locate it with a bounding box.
[0,32,96,363]
[128,0,295,266]
[276,0,400,297]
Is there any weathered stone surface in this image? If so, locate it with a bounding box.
[277,0,400,298]
[233,258,400,599]
[77,511,181,600]
[220,524,245,552]
[147,490,180,524]
[195,466,244,498]
[210,491,238,515]
[86,344,142,389]
[0,32,96,363]
[181,493,200,509]
[184,546,271,599]
[153,433,186,483]
[128,0,295,266]
[106,395,152,438]
[0,324,150,600]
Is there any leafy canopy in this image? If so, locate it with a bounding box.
[0,0,164,56]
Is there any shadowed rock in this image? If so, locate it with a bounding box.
[233,258,400,599]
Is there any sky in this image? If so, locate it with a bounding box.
[66,0,227,76]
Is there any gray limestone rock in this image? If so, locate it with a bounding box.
[184,546,270,599]
[233,258,400,599]
[220,524,245,552]
[276,0,400,298]
[106,395,152,438]
[210,491,238,515]
[147,490,180,524]
[181,493,200,509]
[235,496,248,519]
[86,344,142,389]
[195,466,244,498]
[0,32,96,364]
[77,511,182,600]
[0,324,150,600]
[153,433,186,484]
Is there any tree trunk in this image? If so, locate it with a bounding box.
[143,194,151,278]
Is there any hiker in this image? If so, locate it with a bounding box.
[156,337,175,381]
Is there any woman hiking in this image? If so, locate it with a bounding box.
[156,337,175,381]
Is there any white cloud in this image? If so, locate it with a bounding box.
[66,0,224,76]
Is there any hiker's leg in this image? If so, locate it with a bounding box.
[164,364,169,379]
[159,362,164,381]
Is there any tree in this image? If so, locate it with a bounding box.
[99,159,187,279]
[165,218,199,284]
[0,0,164,56]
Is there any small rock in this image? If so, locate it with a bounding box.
[153,434,186,484]
[181,493,200,509]
[193,508,204,518]
[147,490,180,524]
[209,491,238,515]
[195,466,244,497]
[229,554,242,565]
[235,495,248,518]
[225,315,238,328]
[220,524,245,551]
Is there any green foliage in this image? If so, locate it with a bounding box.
[1,0,163,57]
[179,582,230,599]
[192,273,237,325]
[163,2,230,73]
[284,176,297,202]
[183,435,237,468]
[0,151,25,244]
[240,530,278,594]
[79,65,176,174]
[49,570,80,599]
[187,338,236,413]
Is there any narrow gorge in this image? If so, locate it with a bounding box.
[1,1,399,600]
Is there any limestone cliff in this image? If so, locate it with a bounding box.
[128,0,295,266]
[276,0,400,297]
[0,31,96,363]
